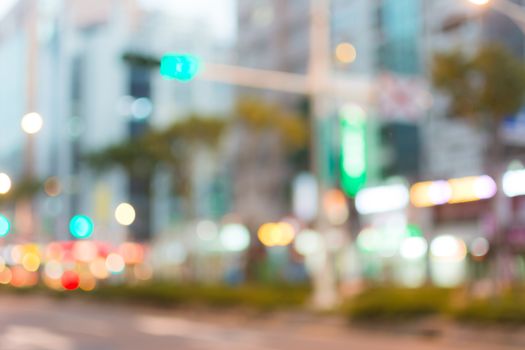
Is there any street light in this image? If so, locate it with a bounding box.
[335,42,357,64]
[467,0,525,33]
[21,112,43,135]
[0,173,12,195]
[468,0,491,5]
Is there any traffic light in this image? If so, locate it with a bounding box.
[160,53,200,82]
[340,104,367,197]
[69,215,94,239]
[0,215,10,237]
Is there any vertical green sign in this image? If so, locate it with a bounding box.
[340,104,367,197]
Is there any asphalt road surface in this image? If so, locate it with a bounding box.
[0,295,522,350]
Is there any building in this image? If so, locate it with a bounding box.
[0,0,235,242]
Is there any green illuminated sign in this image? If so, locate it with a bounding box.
[406,224,423,237]
[160,53,200,82]
[340,105,367,197]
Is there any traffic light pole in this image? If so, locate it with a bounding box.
[140,0,369,309]
[307,0,339,309]
[15,0,39,243]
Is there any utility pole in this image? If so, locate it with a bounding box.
[307,0,339,309]
[16,0,40,242]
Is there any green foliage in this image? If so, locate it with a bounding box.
[160,114,226,144]
[343,287,453,322]
[1,282,310,311]
[433,44,525,122]
[236,98,308,151]
[0,178,43,206]
[453,295,525,324]
[85,100,307,200]
[85,283,310,311]
[85,138,161,179]
[84,115,227,196]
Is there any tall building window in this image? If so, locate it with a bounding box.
[377,0,421,75]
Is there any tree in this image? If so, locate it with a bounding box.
[85,115,226,238]
[225,97,308,281]
[433,44,525,160]
[432,44,525,289]
[0,178,43,206]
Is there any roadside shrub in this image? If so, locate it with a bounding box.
[88,283,310,311]
[344,287,453,322]
[453,295,525,324]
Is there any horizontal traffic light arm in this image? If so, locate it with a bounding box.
[122,52,373,99]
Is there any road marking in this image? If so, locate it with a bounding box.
[1,325,74,350]
[135,315,274,349]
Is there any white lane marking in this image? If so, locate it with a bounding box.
[135,315,274,349]
[1,325,74,350]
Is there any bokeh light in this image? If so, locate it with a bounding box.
[294,229,322,256]
[61,270,80,290]
[0,173,12,194]
[399,237,428,260]
[356,228,383,254]
[90,258,109,279]
[335,42,357,64]
[0,215,11,237]
[447,176,496,204]
[43,275,63,290]
[115,203,136,226]
[21,112,43,134]
[322,189,349,225]
[411,180,451,207]
[468,0,490,5]
[0,267,12,285]
[79,273,97,292]
[117,95,134,116]
[131,97,153,120]
[196,220,218,241]
[69,215,94,239]
[431,235,467,262]
[105,253,125,274]
[118,242,144,265]
[73,241,98,263]
[470,237,490,258]
[219,224,251,252]
[503,169,525,197]
[11,266,38,288]
[258,222,295,247]
[44,177,61,197]
[10,245,24,265]
[44,260,64,280]
[411,176,496,207]
[356,184,409,215]
[46,242,65,261]
[22,252,41,272]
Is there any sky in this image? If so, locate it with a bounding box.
[0,0,17,19]
[138,0,237,41]
[0,0,237,41]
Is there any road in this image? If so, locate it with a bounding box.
[0,295,522,350]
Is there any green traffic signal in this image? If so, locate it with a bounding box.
[69,215,94,239]
[160,53,200,82]
[0,215,10,237]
